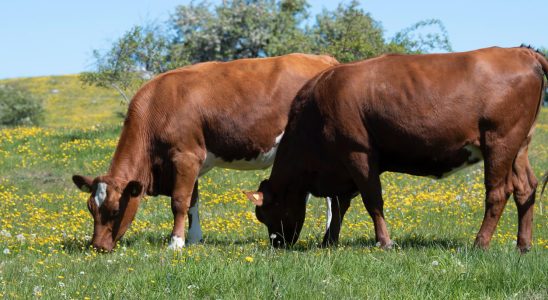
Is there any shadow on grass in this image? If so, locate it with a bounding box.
[123,233,263,248]
[59,232,468,254]
[142,233,469,252]
[281,234,469,252]
[60,238,91,253]
[339,234,468,250]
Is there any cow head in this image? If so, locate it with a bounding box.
[72,175,143,252]
[244,180,306,247]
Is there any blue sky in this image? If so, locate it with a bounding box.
[1,0,546,79]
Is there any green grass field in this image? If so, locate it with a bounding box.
[0,76,547,299]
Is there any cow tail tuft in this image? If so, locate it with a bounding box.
[541,171,548,200]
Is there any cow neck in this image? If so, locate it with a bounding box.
[107,118,151,189]
[268,150,297,194]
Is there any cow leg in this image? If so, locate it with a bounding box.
[361,174,392,248]
[321,196,352,247]
[168,152,202,250]
[474,182,511,250]
[186,181,203,244]
[511,145,538,253]
[474,133,520,249]
[343,152,392,248]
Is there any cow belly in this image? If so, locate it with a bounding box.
[382,144,484,179]
[434,145,483,178]
[199,132,283,176]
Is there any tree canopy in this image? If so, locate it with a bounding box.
[81,0,453,101]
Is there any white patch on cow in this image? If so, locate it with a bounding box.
[438,145,483,178]
[199,132,284,176]
[325,197,333,232]
[186,202,203,244]
[94,182,107,207]
[168,236,185,250]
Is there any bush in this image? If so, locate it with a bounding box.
[0,84,44,126]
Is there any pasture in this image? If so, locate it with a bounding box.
[0,76,547,299]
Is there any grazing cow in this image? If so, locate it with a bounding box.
[72,54,340,251]
[245,46,546,252]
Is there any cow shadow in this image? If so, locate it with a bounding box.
[337,234,467,250]
[58,233,467,253]
[274,234,468,252]
[143,233,467,251]
[125,234,264,248]
[60,238,92,253]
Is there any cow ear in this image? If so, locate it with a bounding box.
[125,181,143,197]
[244,191,264,206]
[72,175,93,193]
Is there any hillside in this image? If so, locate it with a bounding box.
[0,75,125,128]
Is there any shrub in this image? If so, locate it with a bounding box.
[0,84,44,126]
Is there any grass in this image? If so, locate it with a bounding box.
[0,75,547,299]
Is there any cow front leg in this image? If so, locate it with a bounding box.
[344,152,392,248]
[360,175,392,249]
[186,181,204,244]
[321,196,352,247]
[168,151,201,250]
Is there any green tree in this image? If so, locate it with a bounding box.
[311,1,452,62]
[391,19,452,53]
[0,84,43,126]
[80,25,171,103]
[82,0,453,99]
[170,0,313,65]
[312,0,386,63]
[264,0,314,56]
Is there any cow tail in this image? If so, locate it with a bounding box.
[541,171,548,199]
[531,51,548,201]
[534,51,548,77]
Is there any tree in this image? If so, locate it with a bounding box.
[312,0,386,63]
[170,0,314,64]
[80,25,171,103]
[391,19,452,53]
[264,0,315,56]
[0,84,43,126]
[82,0,453,100]
[311,1,452,63]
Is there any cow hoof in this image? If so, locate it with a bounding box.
[517,244,531,254]
[168,236,185,250]
[186,235,204,245]
[376,240,394,250]
[473,237,490,250]
[320,239,338,248]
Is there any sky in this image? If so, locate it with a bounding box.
[0,0,547,79]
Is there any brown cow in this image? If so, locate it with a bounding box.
[72,54,340,251]
[245,46,546,252]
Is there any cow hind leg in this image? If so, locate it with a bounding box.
[511,145,538,253]
[475,131,523,250]
[186,181,204,244]
[321,196,352,247]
